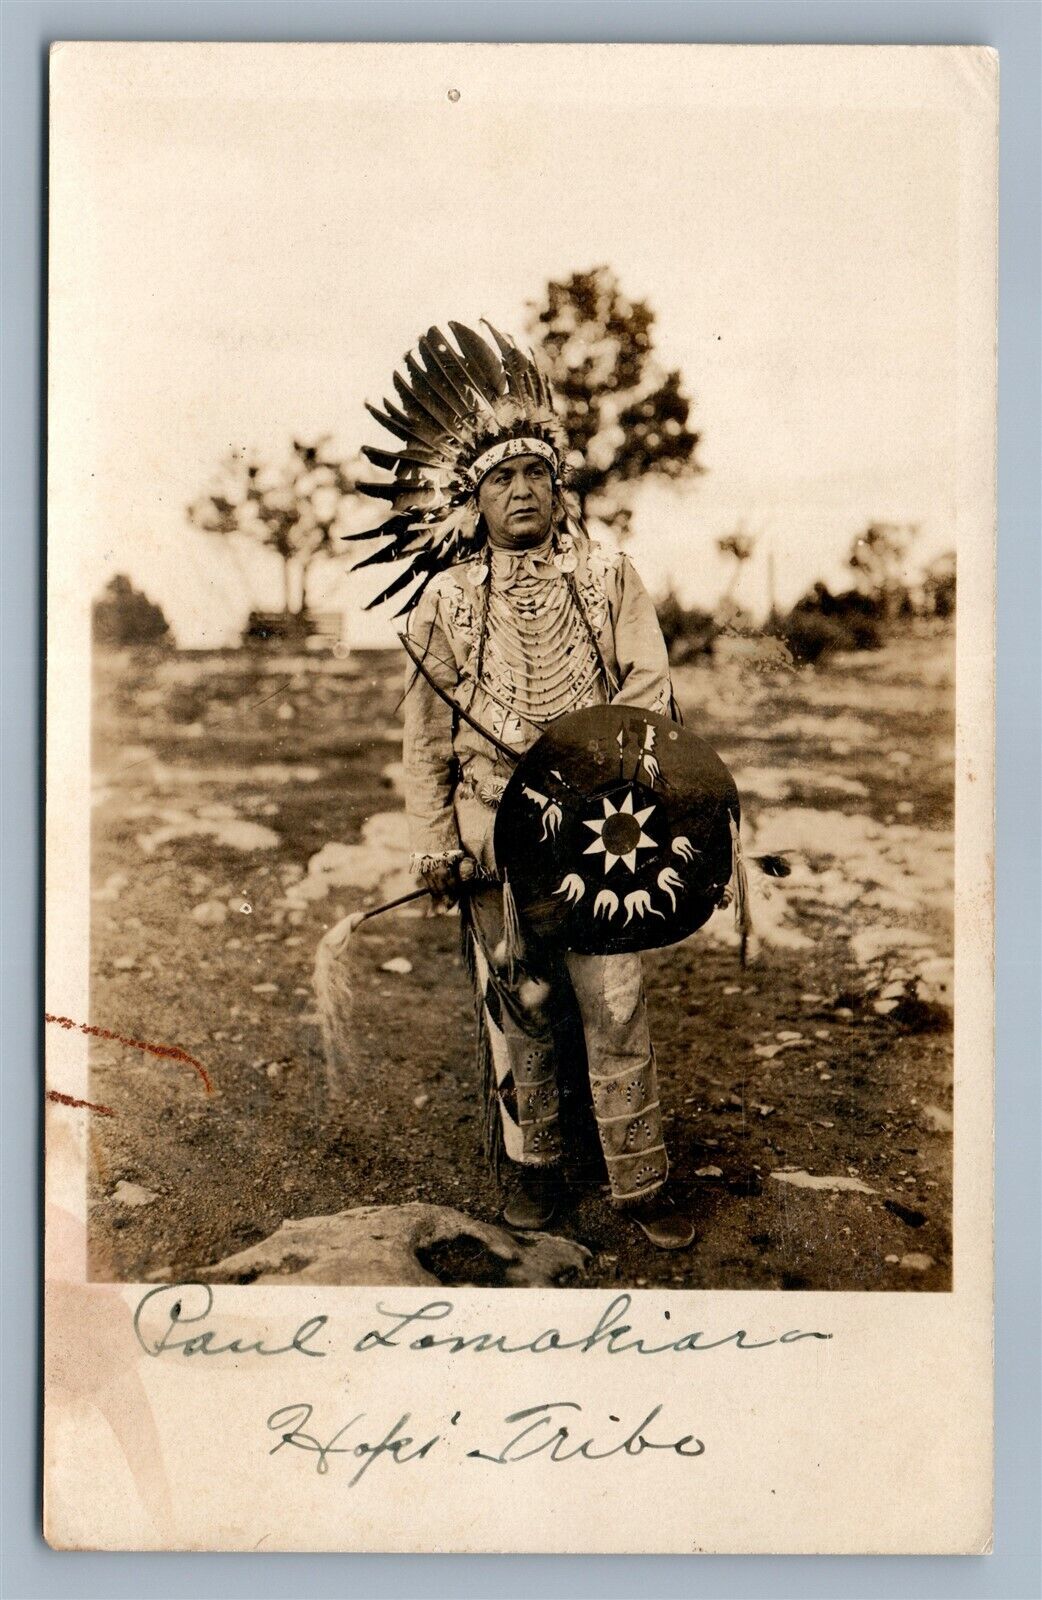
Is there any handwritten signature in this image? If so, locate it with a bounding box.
[134,1283,328,1359]
[354,1294,832,1357]
[132,1284,831,1362]
[267,1400,705,1484]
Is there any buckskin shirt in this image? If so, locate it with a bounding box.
[401,526,677,1201]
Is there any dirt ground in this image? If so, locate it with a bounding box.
[84,626,954,1291]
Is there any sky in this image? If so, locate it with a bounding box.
[53,44,963,647]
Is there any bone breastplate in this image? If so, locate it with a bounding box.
[478,558,604,726]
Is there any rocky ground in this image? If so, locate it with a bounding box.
[83,627,954,1290]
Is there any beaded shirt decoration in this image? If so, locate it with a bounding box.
[473,540,604,725]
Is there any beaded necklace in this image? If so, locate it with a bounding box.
[472,535,613,725]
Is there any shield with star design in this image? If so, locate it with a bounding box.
[493,703,741,955]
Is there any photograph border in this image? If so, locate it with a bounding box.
[4,1,1039,1593]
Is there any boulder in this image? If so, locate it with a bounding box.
[199,1202,591,1288]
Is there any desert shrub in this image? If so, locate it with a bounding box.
[780,584,884,664]
[93,575,171,647]
[656,589,718,662]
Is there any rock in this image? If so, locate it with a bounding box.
[899,1252,935,1273]
[252,983,279,994]
[694,1165,723,1178]
[292,818,411,899]
[276,702,295,721]
[896,801,914,815]
[723,984,742,995]
[381,957,413,975]
[138,815,280,855]
[776,1030,804,1043]
[850,927,934,966]
[254,764,321,785]
[914,957,954,1012]
[213,819,281,851]
[362,812,411,850]
[307,842,362,876]
[702,806,952,960]
[888,750,913,767]
[757,1104,776,1117]
[92,871,129,903]
[198,1202,591,1288]
[118,743,155,768]
[382,762,406,796]
[770,1170,876,1194]
[922,1103,953,1133]
[192,900,229,926]
[112,1181,157,1208]
[113,955,137,970]
[753,1039,804,1061]
[265,1063,282,1080]
[285,874,333,903]
[412,1092,431,1110]
[885,1254,899,1264]
[197,802,238,821]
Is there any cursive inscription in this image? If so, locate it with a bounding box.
[131,1285,831,1363]
[266,1400,704,1480]
[133,1283,328,1359]
[355,1293,831,1358]
[267,1403,442,1485]
[468,1401,704,1464]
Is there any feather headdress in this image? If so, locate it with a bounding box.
[345,321,577,614]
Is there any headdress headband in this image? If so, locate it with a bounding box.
[465,435,558,487]
[344,320,579,615]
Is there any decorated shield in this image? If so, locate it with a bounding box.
[494,704,740,956]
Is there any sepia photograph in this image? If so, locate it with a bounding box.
[64,45,964,1298]
[40,38,1000,1557]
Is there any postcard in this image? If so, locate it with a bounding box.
[45,41,995,1552]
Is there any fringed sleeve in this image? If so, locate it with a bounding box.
[608,553,674,717]
[401,586,463,861]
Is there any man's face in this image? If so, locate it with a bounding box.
[477,455,555,549]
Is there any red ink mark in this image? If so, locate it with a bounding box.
[46,1089,116,1117]
[44,1014,213,1093]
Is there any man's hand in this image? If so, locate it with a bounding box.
[418,853,477,912]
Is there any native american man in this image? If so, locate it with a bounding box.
[353,321,697,1249]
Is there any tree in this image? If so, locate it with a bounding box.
[848,523,919,622]
[93,574,171,647]
[526,266,702,531]
[716,529,758,621]
[921,551,956,619]
[188,438,359,620]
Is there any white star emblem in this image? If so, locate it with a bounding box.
[582,790,657,874]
